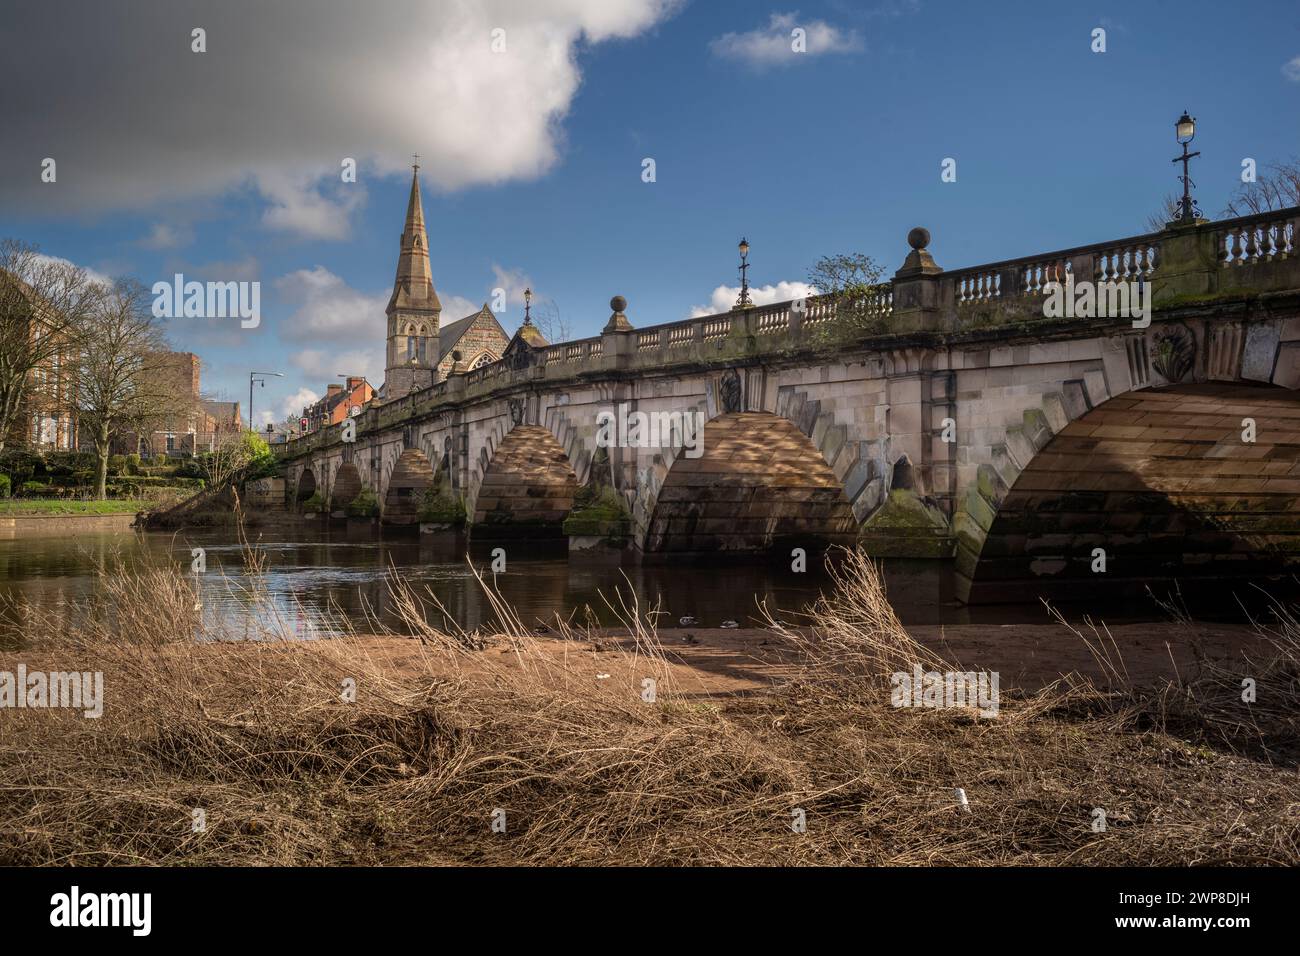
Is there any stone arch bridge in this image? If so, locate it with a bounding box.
[279,209,1300,602]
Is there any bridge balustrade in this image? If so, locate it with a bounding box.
[276,206,1300,461]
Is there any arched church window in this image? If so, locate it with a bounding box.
[470,352,495,369]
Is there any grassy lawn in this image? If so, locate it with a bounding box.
[0,498,154,516]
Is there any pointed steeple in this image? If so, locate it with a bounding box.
[388,164,441,314]
[383,161,443,400]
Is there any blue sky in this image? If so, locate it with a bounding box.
[1,0,1297,424]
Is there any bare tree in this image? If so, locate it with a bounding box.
[531,297,571,344]
[74,279,177,498]
[0,240,104,456]
[1144,193,1183,233]
[120,377,201,457]
[1222,158,1300,217]
[201,430,257,492]
[1146,159,1300,231]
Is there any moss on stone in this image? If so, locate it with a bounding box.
[858,488,952,557]
[563,485,631,540]
[976,464,1002,501]
[1152,288,1260,309]
[861,489,949,532]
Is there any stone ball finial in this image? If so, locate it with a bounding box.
[603,295,633,333]
[907,227,930,251]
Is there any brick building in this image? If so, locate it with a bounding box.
[300,376,375,432]
[111,352,241,456]
[0,268,81,451]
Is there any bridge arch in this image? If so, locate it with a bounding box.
[383,448,436,525]
[642,411,857,555]
[331,462,363,509]
[471,423,579,538]
[958,382,1300,603]
[295,467,317,505]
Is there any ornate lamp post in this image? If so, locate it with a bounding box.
[1171,111,1202,224]
[523,286,533,324]
[735,238,752,308]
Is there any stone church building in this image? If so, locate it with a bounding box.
[381,166,515,401]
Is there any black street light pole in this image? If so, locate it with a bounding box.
[1172,111,1202,224]
[249,370,283,432]
[735,238,752,308]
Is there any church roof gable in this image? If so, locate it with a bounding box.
[439,304,508,355]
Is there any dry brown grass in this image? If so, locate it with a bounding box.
[0,546,1297,866]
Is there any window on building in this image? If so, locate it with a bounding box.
[166,434,175,452]
[471,352,495,369]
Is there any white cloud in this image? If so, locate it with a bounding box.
[709,12,862,69]
[139,222,194,250]
[689,280,819,318]
[0,1,683,238]
[442,294,485,321]
[1284,56,1300,82]
[257,172,367,241]
[289,346,384,388]
[275,263,490,351]
[274,266,388,344]
[490,263,536,309]
[279,387,321,421]
[32,253,114,290]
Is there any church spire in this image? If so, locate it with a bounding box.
[388,163,439,312]
[383,161,442,400]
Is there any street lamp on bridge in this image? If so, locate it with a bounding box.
[735,238,753,308]
[1171,110,1203,225]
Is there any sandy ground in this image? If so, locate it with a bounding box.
[333,618,1274,698]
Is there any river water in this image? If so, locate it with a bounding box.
[0,525,1258,647]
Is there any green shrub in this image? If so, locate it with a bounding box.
[302,492,326,512]
[416,487,467,525]
[0,475,10,498]
[345,488,379,518]
[0,450,40,485]
[20,481,49,496]
[125,453,142,475]
[241,432,278,480]
[44,451,95,474]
